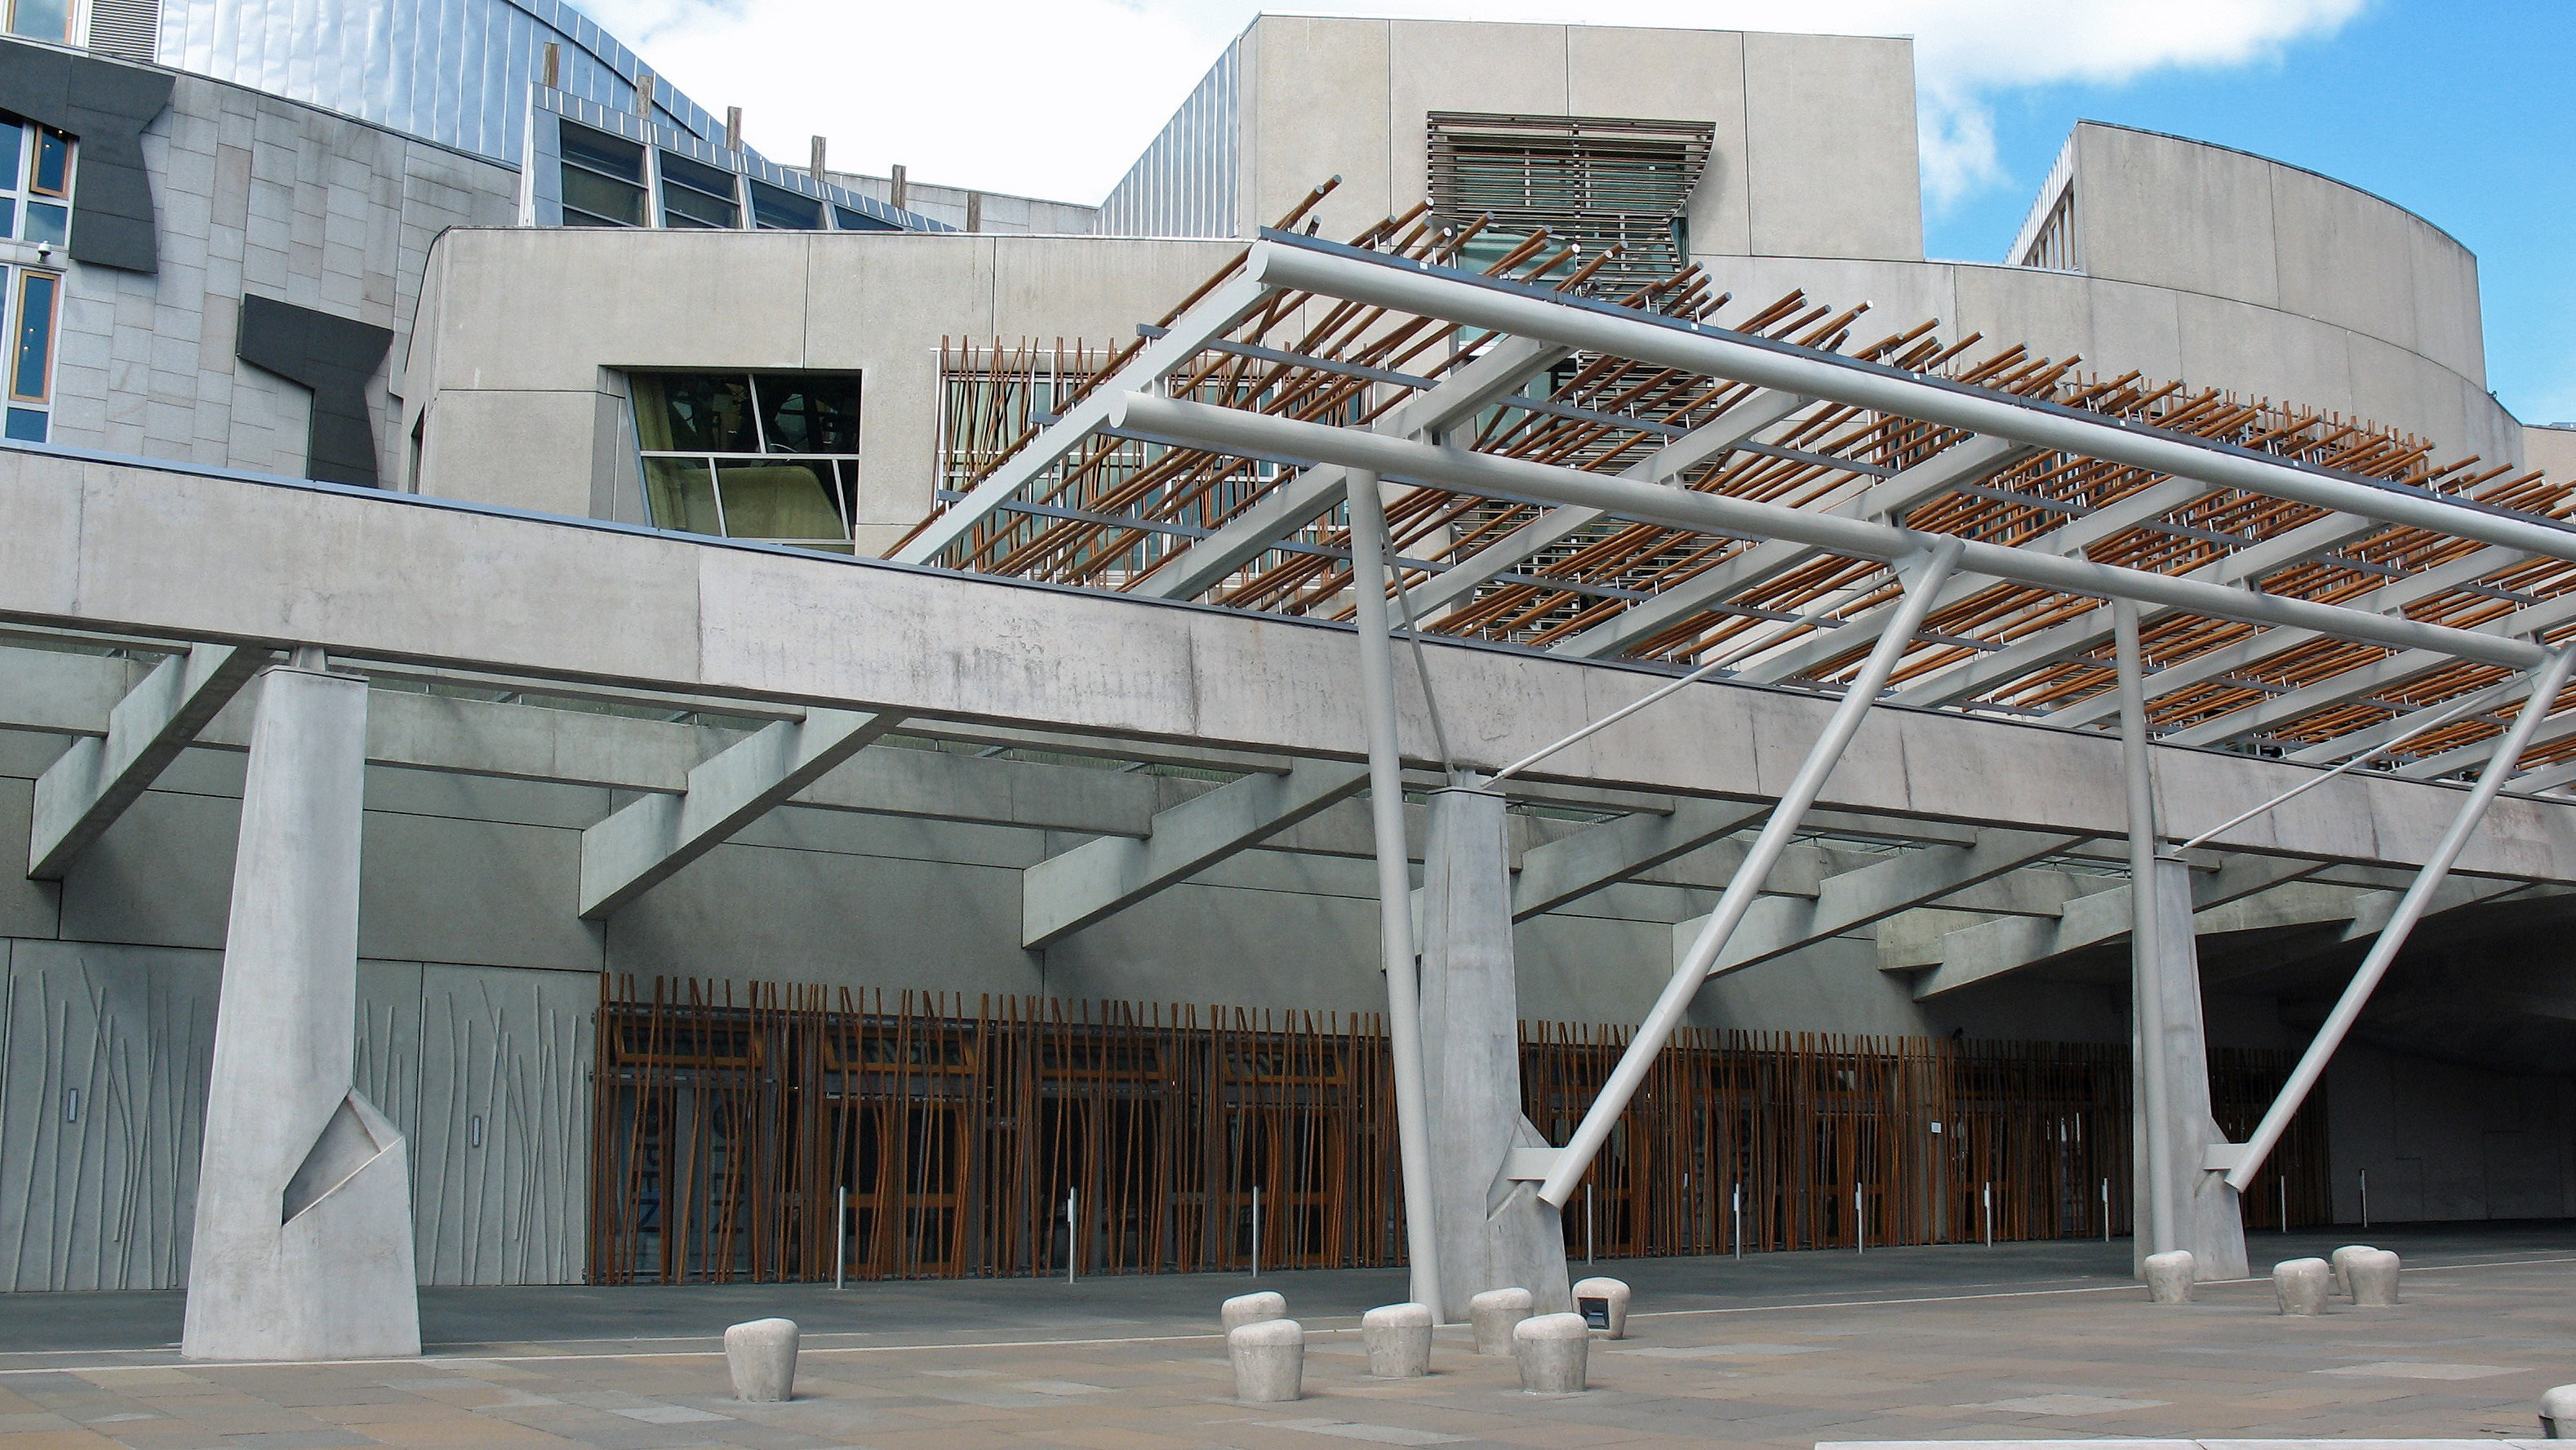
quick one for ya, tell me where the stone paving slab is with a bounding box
[1,1233,2572,1449]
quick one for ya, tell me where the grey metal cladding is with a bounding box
[234,293,396,489]
[0,38,171,273]
[160,0,729,168]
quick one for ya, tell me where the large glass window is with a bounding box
[656,150,739,229]
[0,263,59,441]
[4,0,68,42]
[557,122,646,228]
[748,179,822,230]
[632,371,860,551]
[0,116,74,247]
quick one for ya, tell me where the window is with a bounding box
[0,117,74,247]
[632,371,860,551]
[656,150,739,229]
[833,204,899,233]
[557,121,647,228]
[1427,112,1714,297]
[748,179,822,230]
[3,0,68,42]
[1,264,58,440]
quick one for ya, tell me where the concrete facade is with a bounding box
[0,9,2570,1315]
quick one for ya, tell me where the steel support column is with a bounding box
[2114,600,2175,1259]
[2223,642,2576,1193]
[1346,467,1445,1314]
[1534,536,1964,1208]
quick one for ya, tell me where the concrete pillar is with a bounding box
[181,661,419,1361]
[1513,1312,1590,1394]
[1417,780,1572,1323]
[2143,1249,2195,1304]
[1228,1319,1304,1403]
[2274,1257,2332,1315]
[1221,1291,1286,1331]
[1361,1302,1433,1377]
[725,1319,798,1401]
[2131,857,2250,1283]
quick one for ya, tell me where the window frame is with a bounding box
[628,370,864,550]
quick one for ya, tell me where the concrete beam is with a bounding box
[1509,798,1767,920]
[11,451,2576,881]
[29,643,263,878]
[1680,829,2086,975]
[1021,759,1368,947]
[578,708,902,918]
[1911,854,2326,999]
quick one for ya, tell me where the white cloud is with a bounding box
[571,0,2365,209]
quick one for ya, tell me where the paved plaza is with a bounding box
[1,1225,2569,1450]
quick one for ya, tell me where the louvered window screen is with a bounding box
[1427,111,1714,297]
[86,0,160,62]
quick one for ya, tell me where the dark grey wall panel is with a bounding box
[0,38,171,273]
[235,292,397,488]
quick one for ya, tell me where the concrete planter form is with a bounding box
[1513,1312,1589,1394]
[2143,1249,2196,1304]
[724,1319,798,1402]
[1469,1287,1533,1357]
[1570,1277,1631,1337]
[2273,1257,2332,1315]
[1228,1318,1304,1403]
[1221,1291,1286,1332]
[1362,1302,1434,1377]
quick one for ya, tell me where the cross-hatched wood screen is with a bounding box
[588,976,2328,1283]
[1427,111,1716,298]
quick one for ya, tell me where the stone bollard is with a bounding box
[1361,1302,1434,1378]
[2348,1248,2401,1307]
[1228,1318,1304,1403]
[2273,1257,2333,1315]
[1570,1277,1632,1338]
[1221,1291,1286,1332]
[1469,1287,1534,1357]
[723,1318,799,1403]
[1513,1313,1590,1394]
[2143,1249,2196,1305]
[2538,1384,2576,1438]
[2330,1243,2377,1297]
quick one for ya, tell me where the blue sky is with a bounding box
[1923,0,2575,429]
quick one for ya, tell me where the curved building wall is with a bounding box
[156,0,723,165]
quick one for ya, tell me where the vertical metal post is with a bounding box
[2102,1177,2111,1242]
[1854,1184,1864,1254]
[1066,1188,1077,1283]
[834,1185,846,1291]
[2113,600,2177,1258]
[2226,643,2576,1194]
[1250,1184,1261,1278]
[2360,1169,2369,1229]
[2279,1176,2288,1234]
[1585,1183,1595,1265]
[1345,470,1445,1315]
[1539,540,1964,1208]
[1732,1183,1743,1261]
[1983,1181,1992,1248]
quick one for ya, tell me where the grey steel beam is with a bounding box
[894,274,1276,567]
[1565,434,2035,660]
[1135,336,1570,603]
[1244,238,2576,568]
[1114,392,2550,670]
[1534,538,1963,1207]
[29,643,264,879]
[578,708,904,918]
[1910,853,2325,999]
[1406,389,1814,620]
[2222,643,2576,1192]
[1894,518,2476,713]
[1022,759,1368,947]
[2164,591,2576,748]
[1509,799,1767,920]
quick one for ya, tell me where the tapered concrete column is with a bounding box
[2133,856,2250,1281]
[1418,779,1570,1323]
[182,659,420,1361]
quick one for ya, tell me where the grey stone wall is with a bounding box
[48,72,517,489]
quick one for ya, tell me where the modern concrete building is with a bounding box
[2,5,2574,1348]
